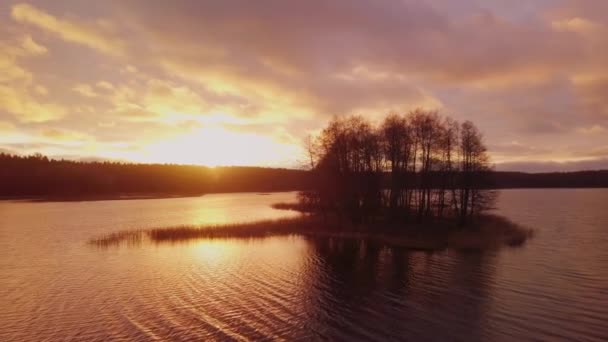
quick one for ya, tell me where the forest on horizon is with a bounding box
[1,152,607,199]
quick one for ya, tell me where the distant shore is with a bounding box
[0,194,206,202]
[3,187,607,203]
[3,154,607,204]
[0,191,286,202]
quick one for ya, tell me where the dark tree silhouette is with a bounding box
[0,153,312,198]
[303,110,495,227]
[0,138,607,201]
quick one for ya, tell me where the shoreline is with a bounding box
[0,191,299,203]
[0,193,205,203]
[3,187,607,203]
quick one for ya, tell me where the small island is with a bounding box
[91,110,532,251]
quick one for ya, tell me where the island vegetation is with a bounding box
[296,110,492,226]
[90,110,533,250]
[269,110,533,248]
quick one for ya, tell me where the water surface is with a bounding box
[1,190,607,341]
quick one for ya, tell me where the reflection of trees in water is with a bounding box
[302,237,497,341]
[412,251,498,341]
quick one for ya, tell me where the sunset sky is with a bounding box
[1,0,607,171]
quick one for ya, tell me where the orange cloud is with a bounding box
[40,128,91,142]
[11,3,125,56]
[0,35,46,83]
[0,121,15,131]
[1,0,608,170]
[20,35,47,55]
[0,33,63,122]
[0,85,67,122]
[552,17,601,34]
[72,83,98,98]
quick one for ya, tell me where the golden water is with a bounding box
[1,190,607,340]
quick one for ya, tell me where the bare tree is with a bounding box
[304,112,494,228]
[437,117,459,218]
[456,120,490,225]
[381,113,410,218]
[410,109,442,220]
[304,134,317,170]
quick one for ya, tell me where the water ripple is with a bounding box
[2,190,608,340]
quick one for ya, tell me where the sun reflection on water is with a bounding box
[190,240,238,266]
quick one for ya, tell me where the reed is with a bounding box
[89,214,531,251]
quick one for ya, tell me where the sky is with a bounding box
[1,0,607,172]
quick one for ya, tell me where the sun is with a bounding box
[136,125,301,167]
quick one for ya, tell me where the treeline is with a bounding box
[1,151,606,200]
[301,110,493,225]
[0,153,311,198]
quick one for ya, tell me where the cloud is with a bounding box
[109,103,156,121]
[40,128,92,144]
[0,34,47,83]
[552,17,601,34]
[490,141,552,157]
[575,77,608,119]
[142,79,207,117]
[20,35,47,55]
[106,0,588,124]
[0,27,64,122]
[0,121,16,131]
[72,83,98,98]
[0,54,31,83]
[587,146,608,158]
[0,84,67,122]
[34,85,48,95]
[11,3,125,56]
[577,125,607,135]
[40,128,91,142]
[1,0,608,169]
[96,81,114,90]
[496,158,608,173]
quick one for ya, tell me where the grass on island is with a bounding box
[89,208,532,251]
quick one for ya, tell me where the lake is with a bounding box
[1,190,607,341]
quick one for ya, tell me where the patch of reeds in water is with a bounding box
[89,214,532,251]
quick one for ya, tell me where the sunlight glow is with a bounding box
[134,125,301,167]
[191,240,238,266]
